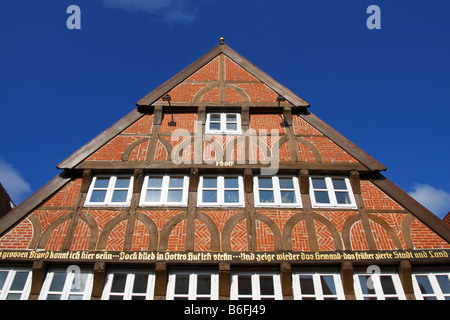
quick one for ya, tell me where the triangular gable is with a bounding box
[136,43,309,108]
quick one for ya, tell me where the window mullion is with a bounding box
[325,177,337,206]
[216,176,223,205]
[313,274,323,300]
[273,177,281,206]
[161,176,169,204]
[105,176,115,204]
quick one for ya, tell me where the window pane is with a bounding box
[380,276,396,295]
[133,274,148,294]
[197,275,211,295]
[46,294,62,300]
[169,177,184,188]
[299,276,315,295]
[312,178,327,189]
[111,190,128,203]
[416,276,433,294]
[6,293,21,300]
[202,190,217,203]
[49,272,66,292]
[145,190,161,203]
[224,190,240,203]
[0,271,8,290]
[209,123,220,130]
[111,274,127,293]
[147,177,163,188]
[258,178,273,189]
[115,177,131,189]
[167,190,183,203]
[94,178,110,188]
[280,191,296,203]
[259,190,274,203]
[68,294,83,300]
[279,178,294,189]
[226,123,237,131]
[358,275,375,295]
[226,114,237,121]
[224,177,239,189]
[335,192,351,204]
[203,178,217,189]
[314,191,330,203]
[259,276,274,296]
[238,276,252,295]
[70,272,88,293]
[90,190,107,202]
[332,179,347,190]
[210,114,220,121]
[320,276,336,295]
[10,272,28,291]
[175,275,189,295]
[436,275,450,294]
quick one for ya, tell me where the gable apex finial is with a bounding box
[219,37,225,44]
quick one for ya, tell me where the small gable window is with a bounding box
[85,175,134,206]
[139,174,189,206]
[309,176,356,209]
[206,112,241,134]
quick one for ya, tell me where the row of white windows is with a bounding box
[85,174,357,209]
[1,267,448,300]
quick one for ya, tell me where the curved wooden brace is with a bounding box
[37,212,73,249]
[341,213,362,250]
[96,212,128,250]
[221,212,246,251]
[367,214,403,250]
[121,137,150,161]
[196,212,221,251]
[295,137,323,162]
[172,136,195,164]
[192,83,251,103]
[401,214,416,249]
[255,212,282,251]
[312,212,344,250]
[79,210,100,250]
[282,212,306,251]
[156,137,173,162]
[135,212,159,251]
[223,83,251,102]
[159,212,188,251]
[28,213,42,249]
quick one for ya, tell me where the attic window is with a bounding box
[309,176,356,209]
[206,112,241,134]
[85,175,134,207]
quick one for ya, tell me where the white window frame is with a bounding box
[166,270,219,300]
[230,271,283,300]
[412,272,450,300]
[85,175,134,207]
[0,267,32,300]
[309,176,356,209]
[39,267,94,300]
[101,269,155,300]
[139,174,189,206]
[292,272,345,300]
[353,271,406,300]
[254,175,302,208]
[205,112,242,134]
[198,175,245,207]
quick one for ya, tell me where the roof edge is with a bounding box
[370,173,450,244]
[0,172,72,236]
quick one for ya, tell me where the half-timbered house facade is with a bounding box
[0,40,449,301]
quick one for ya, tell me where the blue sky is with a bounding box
[0,1,449,218]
